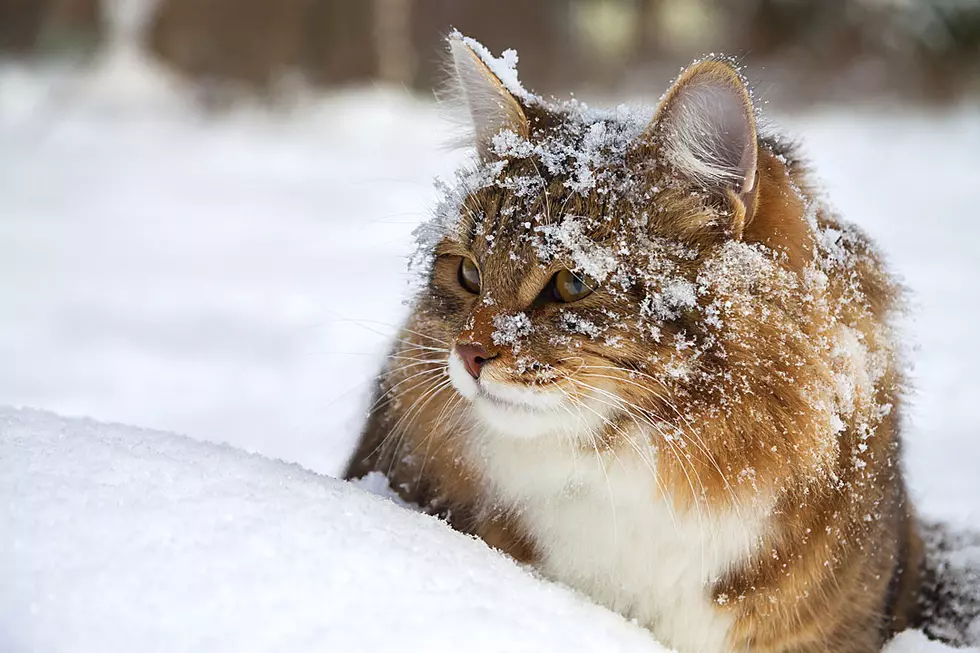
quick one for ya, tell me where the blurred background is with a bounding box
[1,0,978,524]
[3,0,980,105]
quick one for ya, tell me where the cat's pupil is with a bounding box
[553,270,594,303]
[458,257,481,294]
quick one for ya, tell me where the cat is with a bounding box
[345,32,924,653]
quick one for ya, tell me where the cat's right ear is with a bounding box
[448,35,529,160]
[645,59,760,238]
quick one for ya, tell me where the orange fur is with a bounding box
[345,40,922,653]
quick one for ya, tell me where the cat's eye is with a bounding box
[458,257,481,294]
[553,270,595,303]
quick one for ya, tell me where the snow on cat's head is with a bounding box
[407,33,875,482]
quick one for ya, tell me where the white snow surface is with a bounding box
[0,406,658,653]
[887,631,979,653]
[1,51,980,652]
[3,407,973,653]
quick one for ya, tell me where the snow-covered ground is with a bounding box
[3,408,968,653]
[1,52,979,652]
[0,407,662,653]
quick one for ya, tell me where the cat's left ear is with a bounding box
[648,59,759,237]
[448,35,530,160]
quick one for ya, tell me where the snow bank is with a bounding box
[2,407,976,652]
[0,407,659,653]
[887,630,972,653]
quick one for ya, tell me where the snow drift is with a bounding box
[0,407,659,653]
[1,407,976,652]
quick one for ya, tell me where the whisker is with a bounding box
[577,366,749,519]
[560,380,676,527]
[364,374,447,464]
[413,390,466,485]
[368,366,448,415]
[553,384,620,544]
[320,313,451,349]
[574,367,753,555]
[382,377,455,478]
[558,381,682,528]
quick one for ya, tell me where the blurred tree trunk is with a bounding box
[304,0,375,86]
[740,0,865,66]
[411,0,575,94]
[0,0,45,52]
[637,0,663,59]
[0,0,101,54]
[2,0,973,105]
[149,0,308,89]
[149,0,375,90]
[374,0,415,86]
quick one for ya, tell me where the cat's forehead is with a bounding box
[491,102,649,192]
[457,179,697,304]
[463,178,620,276]
[413,99,710,292]
[458,108,649,255]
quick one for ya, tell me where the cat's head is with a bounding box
[410,34,820,450]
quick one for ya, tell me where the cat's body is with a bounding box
[345,34,923,653]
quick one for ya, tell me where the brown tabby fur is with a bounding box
[345,45,923,653]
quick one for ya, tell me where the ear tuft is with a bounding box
[652,59,758,197]
[448,34,530,160]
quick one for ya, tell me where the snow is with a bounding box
[1,47,979,651]
[790,110,980,528]
[0,61,462,475]
[920,522,980,647]
[533,216,621,282]
[887,630,971,653]
[0,406,658,653]
[454,31,534,103]
[2,409,974,653]
[491,311,534,350]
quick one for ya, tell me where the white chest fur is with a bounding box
[467,429,768,653]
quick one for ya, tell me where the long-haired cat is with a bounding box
[345,33,923,653]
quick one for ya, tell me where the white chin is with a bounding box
[471,397,581,439]
[447,351,607,440]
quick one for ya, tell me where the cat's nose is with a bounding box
[456,342,497,379]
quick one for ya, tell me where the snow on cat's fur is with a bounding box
[346,33,925,653]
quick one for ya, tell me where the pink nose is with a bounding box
[456,343,496,379]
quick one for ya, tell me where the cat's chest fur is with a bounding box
[469,430,769,653]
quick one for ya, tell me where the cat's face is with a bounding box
[408,36,803,447]
[426,189,705,440]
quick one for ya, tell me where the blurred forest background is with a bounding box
[1,0,979,108]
